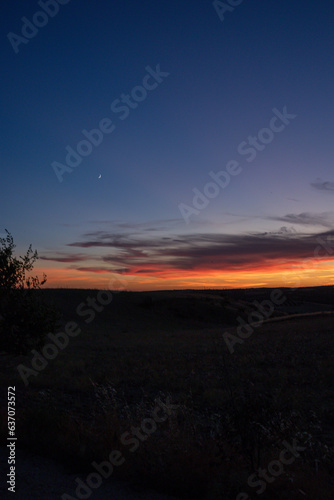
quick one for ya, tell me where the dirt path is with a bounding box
[0,447,179,500]
[248,310,334,326]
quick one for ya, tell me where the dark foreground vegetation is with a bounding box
[0,286,333,499]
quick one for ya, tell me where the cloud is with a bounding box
[268,212,334,228]
[311,178,334,192]
[40,253,88,263]
[219,211,334,228]
[87,219,182,233]
[135,269,160,273]
[67,225,334,277]
[277,226,297,234]
[73,267,129,274]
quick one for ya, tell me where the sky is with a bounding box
[1,0,334,291]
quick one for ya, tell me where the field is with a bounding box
[0,286,334,499]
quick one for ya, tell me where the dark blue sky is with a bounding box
[2,0,334,289]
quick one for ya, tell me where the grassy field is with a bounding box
[0,287,333,499]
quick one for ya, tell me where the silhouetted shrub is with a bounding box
[0,230,59,354]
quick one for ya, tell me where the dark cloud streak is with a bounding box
[311,179,334,192]
[66,223,334,275]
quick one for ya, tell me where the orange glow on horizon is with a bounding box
[35,258,334,291]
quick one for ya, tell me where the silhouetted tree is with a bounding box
[0,230,59,354]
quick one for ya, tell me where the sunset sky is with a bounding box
[2,0,334,290]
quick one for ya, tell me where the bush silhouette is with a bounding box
[0,230,59,354]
